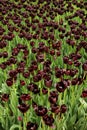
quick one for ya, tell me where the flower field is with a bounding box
[0,0,87,130]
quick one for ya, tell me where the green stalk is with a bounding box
[6,116,8,130]
[47,126,52,130]
[19,123,22,130]
[41,118,45,130]
[5,103,9,130]
[23,113,27,130]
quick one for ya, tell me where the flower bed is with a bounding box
[0,0,87,130]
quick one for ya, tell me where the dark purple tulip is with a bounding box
[20,80,25,86]
[71,78,78,85]
[63,56,69,64]
[56,51,61,56]
[20,94,31,101]
[55,68,64,78]
[44,79,52,88]
[81,90,87,98]
[60,104,67,113]
[9,70,17,78]
[82,62,87,71]
[9,56,17,64]
[27,83,40,94]
[67,60,73,65]
[74,60,81,67]
[48,91,58,104]
[17,67,24,73]
[36,53,44,62]
[56,80,69,92]
[43,60,51,67]
[18,103,29,113]
[70,69,78,77]
[32,47,38,53]
[6,78,13,86]
[30,41,35,47]
[43,66,51,73]
[1,94,9,102]
[34,105,47,116]
[2,51,8,58]
[43,114,54,126]
[51,104,60,114]
[0,40,7,48]
[33,73,42,82]
[64,69,70,75]
[42,88,48,95]
[23,49,29,56]
[0,63,7,69]
[27,122,38,130]
[23,72,30,78]
[50,50,55,56]
[32,101,38,110]
[12,47,19,56]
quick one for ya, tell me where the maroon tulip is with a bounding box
[0,63,7,69]
[0,40,7,48]
[9,56,17,64]
[55,68,64,78]
[44,79,52,88]
[20,94,31,101]
[2,51,8,58]
[23,49,29,56]
[27,122,38,130]
[74,60,81,67]
[12,47,19,56]
[71,78,78,85]
[6,78,13,86]
[36,53,44,62]
[23,72,30,78]
[82,62,87,71]
[27,83,40,94]
[30,41,35,47]
[81,90,87,98]
[50,50,55,56]
[17,67,24,73]
[18,103,29,113]
[43,114,54,126]
[60,104,67,113]
[51,104,60,114]
[33,73,42,82]
[32,101,38,110]
[56,80,69,92]
[34,105,47,116]
[9,70,18,78]
[70,69,78,77]
[48,91,58,104]
[20,80,25,86]
[63,56,69,64]
[1,94,9,102]
[42,88,48,95]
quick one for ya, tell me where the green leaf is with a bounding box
[70,115,76,125]
[79,98,87,109]
[75,117,86,130]
[9,90,18,116]
[10,124,21,130]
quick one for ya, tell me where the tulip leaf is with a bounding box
[10,124,21,130]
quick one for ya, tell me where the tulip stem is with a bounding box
[6,115,8,130]
[23,113,27,130]
[48,126,52,130]
[5,103,9,130]
[41,118,45,130]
